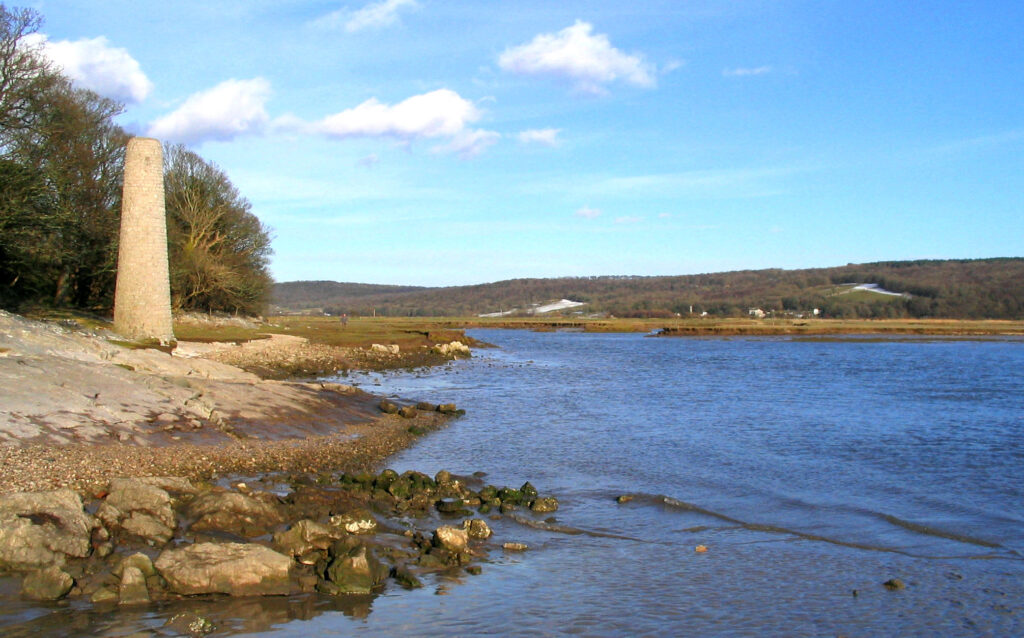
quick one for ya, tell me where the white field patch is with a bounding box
[852,283,909,297]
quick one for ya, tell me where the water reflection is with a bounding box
[2,592,379,637]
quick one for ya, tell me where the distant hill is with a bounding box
[272,258,1024,319]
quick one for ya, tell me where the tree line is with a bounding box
[0,5,272,315]
[274,258,1024,320]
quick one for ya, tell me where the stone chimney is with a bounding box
[113,137,175,344]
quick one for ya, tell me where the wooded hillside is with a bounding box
[273,258,1024,319]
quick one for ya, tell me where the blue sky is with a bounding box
[29,0,1024,286]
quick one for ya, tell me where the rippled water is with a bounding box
[338,331,1024,636]
[8,331,1022,636]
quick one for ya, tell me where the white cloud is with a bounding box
[314,88,498,157]
[357,153,380,167]
[615,215,642,224]
[723,66,773,77]
[517,128,561,146]
[315,0,418,33]
[658,212,672,219]
[317,89,477,139]
[27,33,152,103]
[148,78,271,144]
[498,21,655,95]
[575,206,601,219]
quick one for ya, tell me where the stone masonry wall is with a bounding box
[113,137,174,343]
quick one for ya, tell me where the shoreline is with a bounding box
[0,310,466,495]
[456,316,1024,335]
[0,408,451,496]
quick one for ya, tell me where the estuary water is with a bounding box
[321,329,1024,636]
[9,330,1020,637]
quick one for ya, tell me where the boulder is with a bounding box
[21,565,74,601]
[118,565,150,605]
[463,518,492,540]
[370,344,400,355]
[0,489,96,570]
[530,497,559,513]
[155,542,292,596]
[397,406,417,419]
[96,478,179,546]
[431,341,471,358]
[378,400,400,415]
[114,552,158,579]
[432,526,469,552]
[186,490,284,537]
[273,519,341,558]
[320,541,389,595]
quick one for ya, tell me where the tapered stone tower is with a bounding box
[113,137,175,344]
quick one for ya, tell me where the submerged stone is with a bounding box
[530,497,559,513]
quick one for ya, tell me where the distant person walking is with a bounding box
[341,313,348,328]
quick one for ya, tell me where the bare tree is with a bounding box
[0,5,58,152]
[164,144,273,315]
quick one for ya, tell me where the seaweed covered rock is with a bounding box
[155,543,292,596]
[0,489,96,570]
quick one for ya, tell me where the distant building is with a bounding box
[748,308,766,319]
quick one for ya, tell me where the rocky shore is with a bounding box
[0,309,521,630]
[0,469,557,623]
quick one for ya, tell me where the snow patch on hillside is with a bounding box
[478,298,587,317]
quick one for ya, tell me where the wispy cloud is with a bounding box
[525,166,807,201]
[575,206,601,219]
[723,65,773,77]
[148,77,271,144]
[517,128,561,147]
[357,153,379,167]
[615,215,643,224]
[433,128,501,158]
[315,0,418,33]
[498,21,655,95]
[27,33,152,103]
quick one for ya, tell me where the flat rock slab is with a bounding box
[155,542,292,596]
